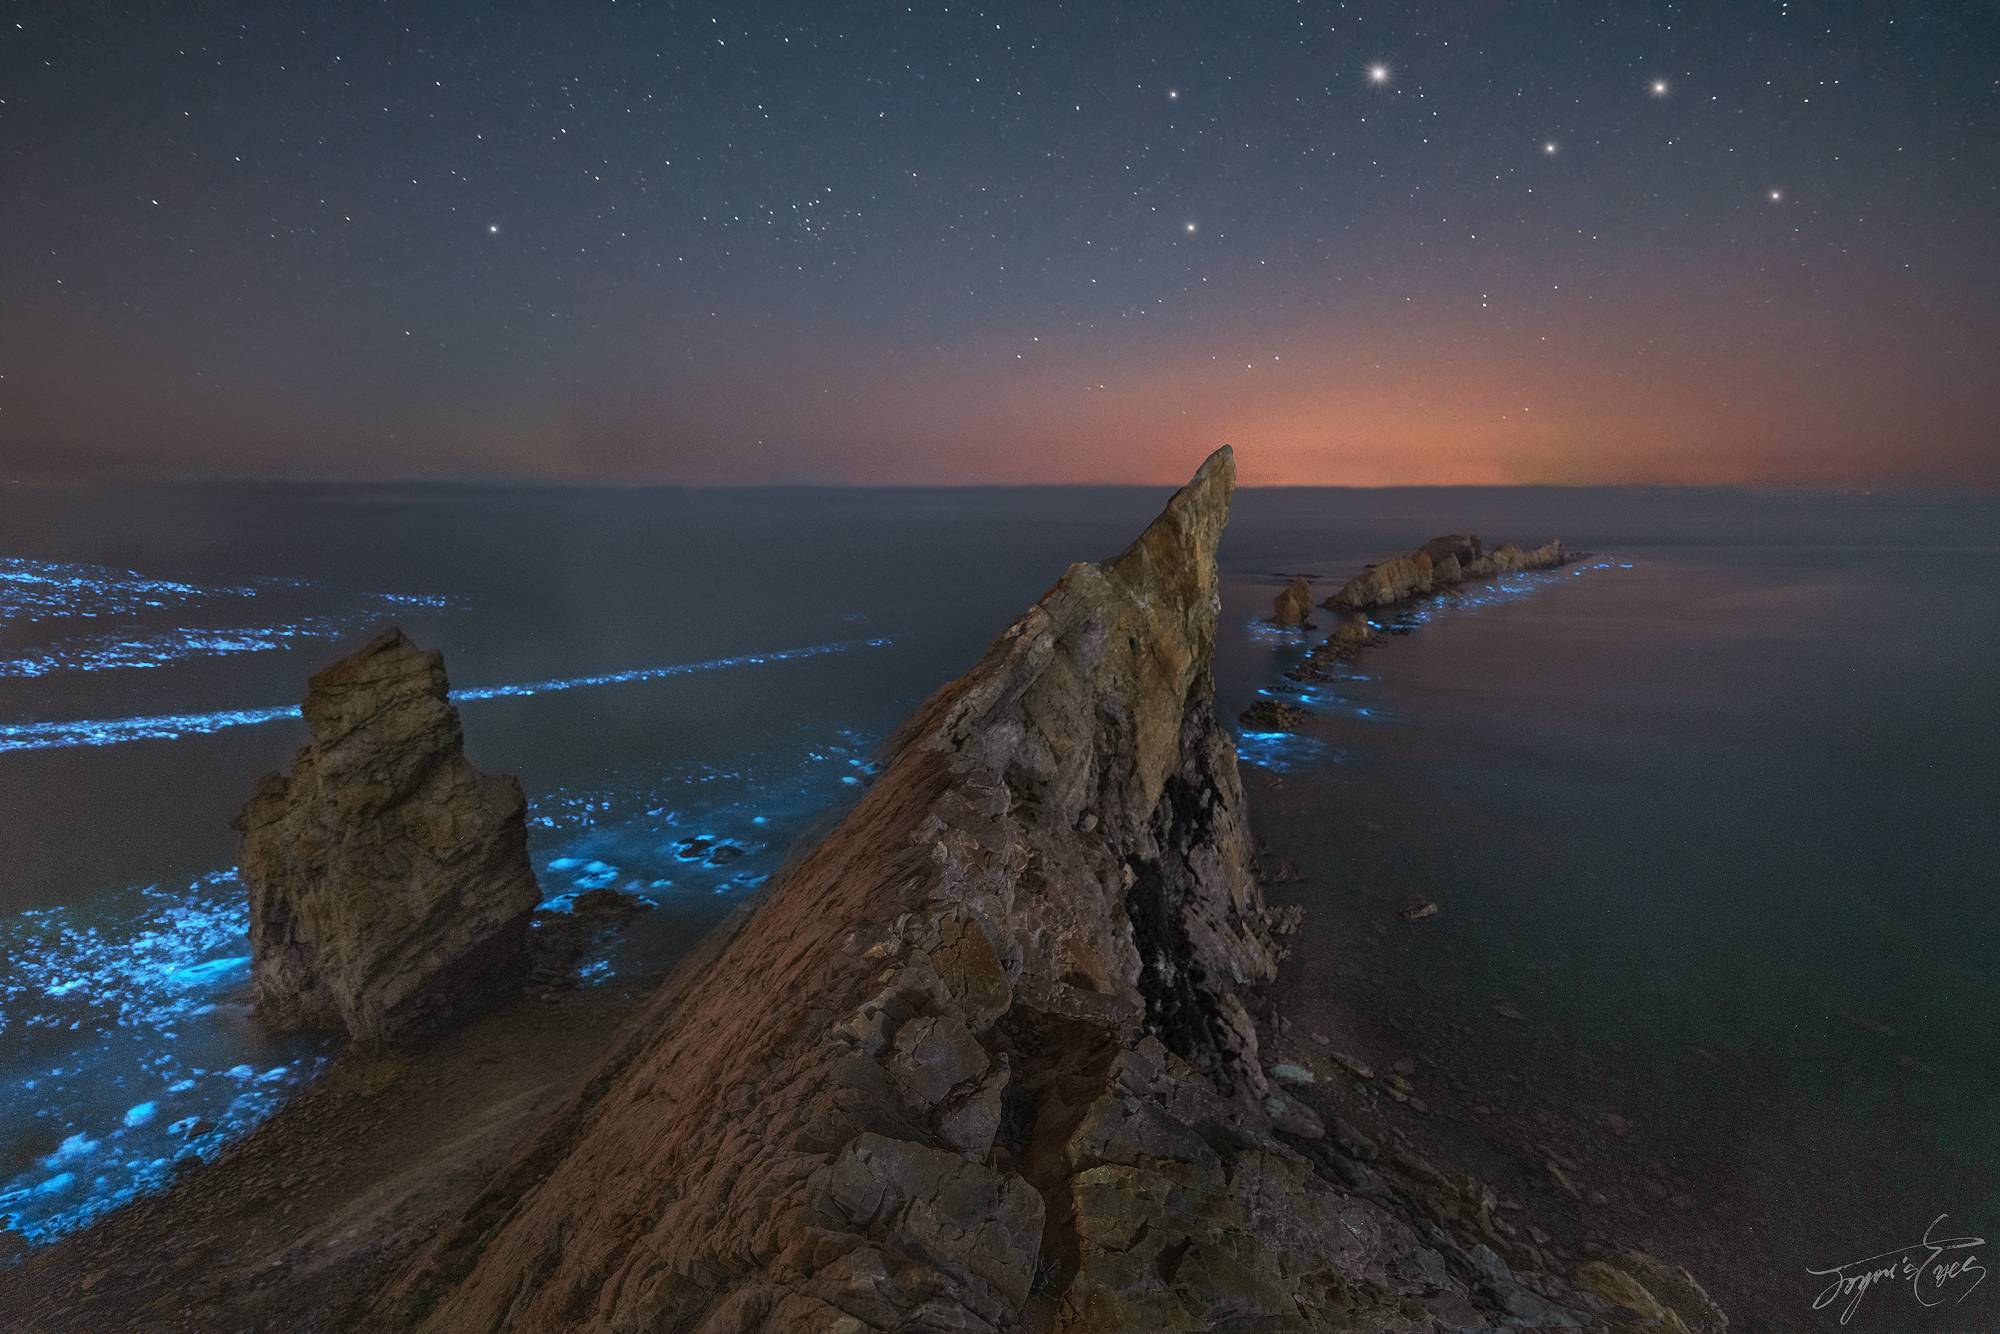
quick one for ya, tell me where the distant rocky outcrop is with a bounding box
[1326,533,1571,613]
[1270,574,1313,626]
[364,452,1697,1332]
[235,628,541,1046]
[1293,534,1575,681]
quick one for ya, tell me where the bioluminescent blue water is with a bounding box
[0,638,893,754]
[1234,730,1336,772]
[3,482,1995,1283]
[0,556,451,634]
[1231,567,1618,767]
[0,724,881,1243]
[0,618,360,680]
[0,866,327,1242]
[451,638,892,701]
[0,558,259,626]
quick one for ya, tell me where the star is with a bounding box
[1650,79,1670,97]
[1543,141,1558,155]
[486,223,500,234]
[1184,221,1198,234]
[1367,64,1390,86]
[1768,189,1783,202]
[1167,89,1179,101]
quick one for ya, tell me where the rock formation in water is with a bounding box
[235,627,541,1046]
[360,451,1710,1332]
[1324,534,1571,613]
[1239,698,1312,731]
[1270,574,1313,627]
[1292,534,1575,682]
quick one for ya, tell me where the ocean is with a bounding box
[1,479,1994,1323]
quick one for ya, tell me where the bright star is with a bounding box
[1543,141,1558,155]
[1367,64,1390,85]
[1768,189,1783,202]
[1184,222,1198,234]
[1167,89,1179,101]
[1651,79,1670,97]
[486,223,500,234]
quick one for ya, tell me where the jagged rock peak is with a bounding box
[369,452,1676,1332]
[371,447,1341,1331]
[236,627,540,1047]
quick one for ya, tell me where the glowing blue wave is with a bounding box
[0,637,894,755]
[0,556,456,629]
[0,618,353,680]
[0,726,882,1243]
[450,637,892,701]
[0,558,255,625]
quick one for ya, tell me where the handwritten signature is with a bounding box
[1806,1214,1986,1325]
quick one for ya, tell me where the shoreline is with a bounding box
[1231,552,1984,1333]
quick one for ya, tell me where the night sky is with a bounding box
[3,2,1996,487]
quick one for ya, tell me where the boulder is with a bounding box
[235,628,540,1046]
[1523,538,1570,569]
[1417,533,1483,568]
[1270,574,1313,626]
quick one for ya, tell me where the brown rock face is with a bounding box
[236,628,540,1046]
[1417,533,1483,568]
[1269,574,1313,626]
[1326,533,1570,612]
[368,454,1615,1331]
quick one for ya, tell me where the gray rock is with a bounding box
[235,628,540,1046]
[365,456,1709,1333]
[1270,573,1313,626]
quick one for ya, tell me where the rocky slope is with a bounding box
[236,627,541,1046]
[359,452,1707,1332]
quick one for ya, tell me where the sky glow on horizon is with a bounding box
[2,4,1995,489]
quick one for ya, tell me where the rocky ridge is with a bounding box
[362,452,1707,1332]
[235,627,542,1046]
[1286,534,1576,686]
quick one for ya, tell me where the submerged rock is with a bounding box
[1270,573,1313,626]
[1291,610,1378,680]
[1240,698,1311,731]
[235,628,541,1046]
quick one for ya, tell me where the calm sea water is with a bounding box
[1,480,1994,1267]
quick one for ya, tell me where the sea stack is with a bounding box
[368,449,1633,1332]
[1270,574,1313,626]
[235,627,541,1046]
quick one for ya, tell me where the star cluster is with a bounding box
[0,1,1994,485]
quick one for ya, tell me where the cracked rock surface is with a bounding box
[237,627,540,1046]
[367,454,1693,1331]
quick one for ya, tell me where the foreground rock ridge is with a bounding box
[237,627,541,1046]
[370,460,1703,1331]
